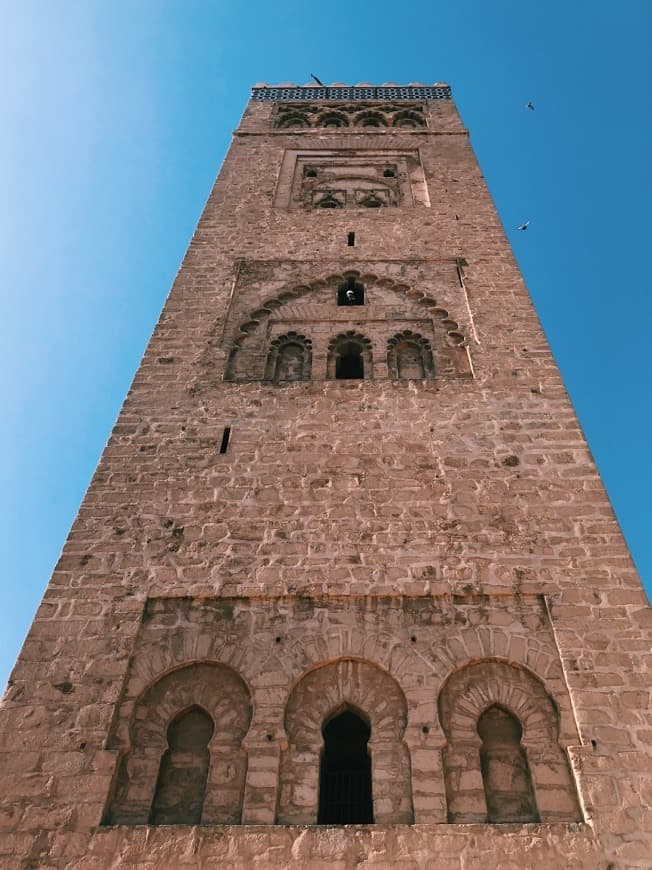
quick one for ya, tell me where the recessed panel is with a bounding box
[274,150,430,210]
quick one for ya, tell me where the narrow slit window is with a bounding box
[347,232,355,247]
[219,427,231,454]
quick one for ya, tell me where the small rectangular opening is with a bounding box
[347,232,355,247]
[219,427,231,454]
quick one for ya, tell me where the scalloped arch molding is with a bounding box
[227,270,467,358]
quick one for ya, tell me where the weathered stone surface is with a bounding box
[0,84,650,868]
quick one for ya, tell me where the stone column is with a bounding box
[443,739,487,822]
[241,736,283,825]
[404,732,448,823]
[370,739,413,823]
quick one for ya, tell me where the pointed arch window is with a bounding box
[150,706,214,825]
[278,658,412,825]
[438,660,582,824]
[105,662,252,826]
[337,346,363,379]
[318,708,373,824]
[359,192,385,208]
[315,192,345,209]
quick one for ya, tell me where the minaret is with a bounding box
[1,82,650,869]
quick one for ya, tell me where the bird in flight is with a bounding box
[517,221,530,231]
[525,101,535,111]
[310,73,325,86]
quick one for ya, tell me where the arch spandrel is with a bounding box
[284,658,408,747]
[110,658,253,750]
[438,660,563,747]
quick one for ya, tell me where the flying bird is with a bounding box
[525,102,535,111]
[517,221,530,231]
[310,73,325,86]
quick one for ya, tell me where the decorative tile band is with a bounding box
[252,86,452,102]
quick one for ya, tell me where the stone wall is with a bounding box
[0,89,650,868]
[100,595,581,829]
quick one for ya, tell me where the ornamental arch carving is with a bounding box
[221,270,472,383]
[264,331,312,382]
[105,662,253,826]
[354,110,388,127]
[438,659,582,824]
[316,110,349,128]
[277,657,414,824]
[271,101,428,130]
[327,330,373,380]
[387,330,435,379]
[275,112,310,129]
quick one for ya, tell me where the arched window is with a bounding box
[438,660,582,824]
[392,109,426,128]
[105,662,252,826]
[318,112,349,128]
[316,193,344,209]
[276,113,310,129]
[276,343,305,381]
[265,332,312,382]
[150,706,214,825]
[397,343,425,377]
[327,332,372,380]
[278,658,412,825]
[387,331,434,380]
[477,706,539,824]
[359,193,385,208]
[337,276,364,306]
[354,111,387,128]
[318,709,373,824]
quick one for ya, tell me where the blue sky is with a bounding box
[1,1,650,689]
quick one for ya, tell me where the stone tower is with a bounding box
[1,83,650,869]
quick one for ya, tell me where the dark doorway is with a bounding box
[318,709,373,824]
[336,345,364,379]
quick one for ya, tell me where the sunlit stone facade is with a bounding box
[1,83,650,869]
